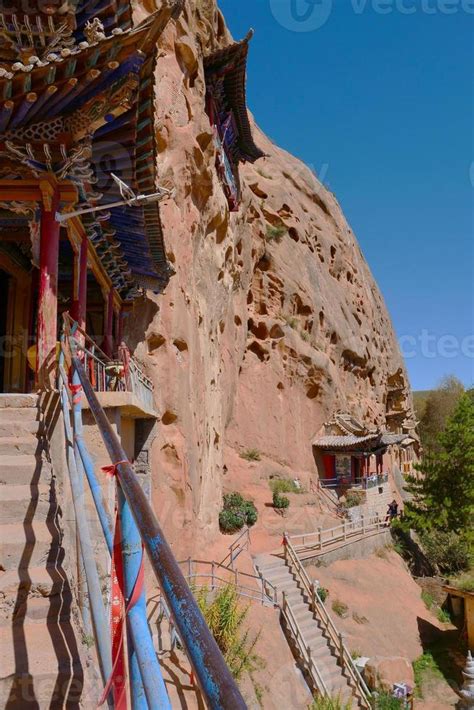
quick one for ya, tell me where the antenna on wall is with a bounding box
[56,174,173,223]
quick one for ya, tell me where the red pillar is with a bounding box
[117,309,125,345]
[72,234,88,331]
[103,289,114,357]
[37,184,60,389]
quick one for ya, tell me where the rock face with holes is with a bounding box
[128,1,414,546]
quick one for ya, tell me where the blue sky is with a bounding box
[218,0,473,391]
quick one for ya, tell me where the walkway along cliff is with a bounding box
[0,0,416,707]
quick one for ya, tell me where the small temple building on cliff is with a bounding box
[313,412,417,488]
[0,2,261,393]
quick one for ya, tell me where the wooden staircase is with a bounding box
[0,395,94,709]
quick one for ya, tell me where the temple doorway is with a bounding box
[0,268,10,392]
[0,253,32,393]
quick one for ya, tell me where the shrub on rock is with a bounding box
[273,491,290,509]
[219,493,258,533]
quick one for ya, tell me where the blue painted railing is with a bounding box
[59,318,247,709]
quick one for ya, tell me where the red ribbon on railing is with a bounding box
[101,461,129,478]
[98,461,146,709]
[98,510,128,709]
[69,383,82,406]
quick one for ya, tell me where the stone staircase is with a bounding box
[0,394,93,709]
[255,553,359,706]
[363,484,393,517]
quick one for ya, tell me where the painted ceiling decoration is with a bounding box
[0,1,183,298]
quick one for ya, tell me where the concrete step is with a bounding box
[302,625,326,644]
[278,580,301,595]
[0,455,50,485]
[270,571,296,585]
[0,437,40,456]
[264,566,293,583]
[293,604,312,622]
[283,588,304,603]
[0,565,70,599]
[0,620,86,708]
[0,591,74,626]
[290,599,309,614]
[0,420,41,437]
[310,643,339,665]
[0,522,61,571]
[256,560,285,575]
[0,484,53,523]
[0,394,38,409]
[324,675,353,701]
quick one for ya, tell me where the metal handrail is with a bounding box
[219,526,250,568]
[59,344,169,708]
[283,535,372,707]
[67,338,246,709]
[289,512,386,552]
[57,365,113,700]
[280,591,329,697]
[148,562,277,656]
[319,472,389,490]
[179,558,277,606]
[62,313,153,400]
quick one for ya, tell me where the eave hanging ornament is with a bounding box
[55,174,174,223]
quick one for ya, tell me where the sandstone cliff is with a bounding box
[127,0,413,548]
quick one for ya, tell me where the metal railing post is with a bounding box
[338,632,344,667]
[58,381,113,697]
[118,488,171,710]
[71,369,114,550]
[318,526,322,550]
[71,352,247,709]
[70,374,92,638]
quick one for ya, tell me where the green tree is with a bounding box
[405,391,474,535]
[417,375,464,452]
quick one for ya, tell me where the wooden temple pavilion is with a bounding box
[0,0,182,392]
[312,413,415,488]
[0,3,264,394]
[0,1,184,393]
[204,30,265,211]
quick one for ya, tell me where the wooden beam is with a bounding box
[0,180,78,204]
